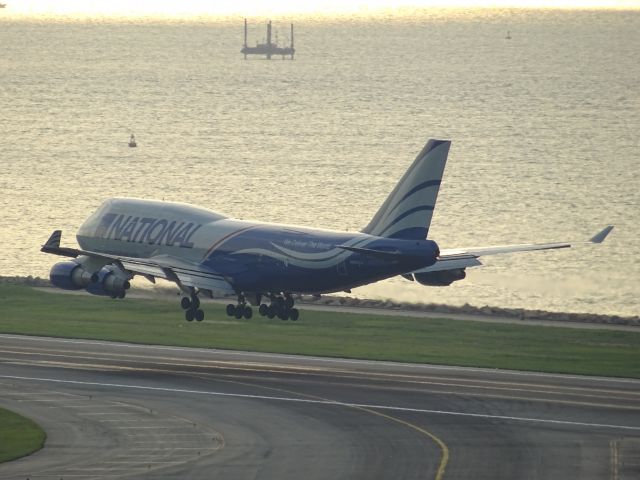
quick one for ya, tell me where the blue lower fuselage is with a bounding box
[201,224,439,294]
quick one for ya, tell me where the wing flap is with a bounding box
[120,256,236,296]
[170,271,236,295]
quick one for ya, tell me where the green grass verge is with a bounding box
[0,407,46,463]
[1,284,639,378]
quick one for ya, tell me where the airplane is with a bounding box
[41,139,613,322]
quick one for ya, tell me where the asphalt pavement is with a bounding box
[0,334,639,479]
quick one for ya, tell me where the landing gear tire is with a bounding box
[225,294,254,320]
[284,295,294,309]
[181,290,202,321]
[263,294,301,321]
[181,297,192,310]
[259,304,268,316]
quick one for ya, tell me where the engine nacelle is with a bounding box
[414,268,466,287]
[50,261,94,290]
[85,266,132,298]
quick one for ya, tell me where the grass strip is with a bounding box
[0,284,639,378]
[0,407,46,463]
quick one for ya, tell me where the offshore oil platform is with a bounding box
[241,19,295,60]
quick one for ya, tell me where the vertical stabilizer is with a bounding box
[362,139,450,240]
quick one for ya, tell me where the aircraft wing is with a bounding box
[41,230,236,296]
[411,225,613,274]
[117,255,236,296]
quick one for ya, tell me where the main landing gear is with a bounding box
[224,293,299,321]
[258,294,299,321]
[226,294,253,319]
[181,292,204,322]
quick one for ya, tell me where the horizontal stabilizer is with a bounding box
[336,245,403,259]
[440,242,571,258]
[410,254,482,274]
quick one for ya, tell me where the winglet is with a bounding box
[42,230,62,250]
[40,230,81,258]
[589,225,614,244]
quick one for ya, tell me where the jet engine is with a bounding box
[413,268,466,286]
[85,265,132,298]
[49,261,95,290]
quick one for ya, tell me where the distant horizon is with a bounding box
[3,1,640,19]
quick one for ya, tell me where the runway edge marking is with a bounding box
[2,374,639,432]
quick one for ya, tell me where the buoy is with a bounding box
[128,134,137,148]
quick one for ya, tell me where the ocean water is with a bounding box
[1,9,638,315]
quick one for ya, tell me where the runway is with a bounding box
[0,334,639,479]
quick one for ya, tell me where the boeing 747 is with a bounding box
[41,139,613,321]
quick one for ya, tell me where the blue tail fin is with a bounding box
[362,139,450,240]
